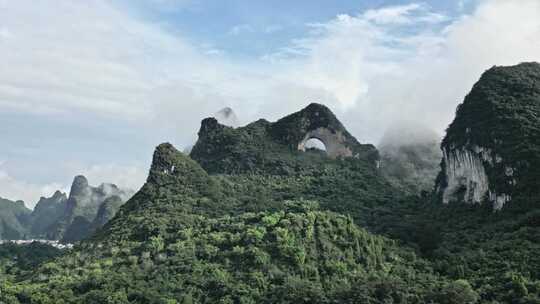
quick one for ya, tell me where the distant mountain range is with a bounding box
[0,175,133,241]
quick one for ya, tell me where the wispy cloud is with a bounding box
[363,3,448,25]
[76,164,147,193]
[228,24,255,36]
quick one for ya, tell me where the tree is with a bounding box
[433,280,479,304]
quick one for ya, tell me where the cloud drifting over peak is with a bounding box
[291,0,540,142]
[1,0,540,206]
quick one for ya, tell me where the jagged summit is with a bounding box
[191,103,379,174]
[146,143,214,194]
[150,143,200,176]
[69,175,89,198]
[51,190,66,199]
[33,191,67,213]
[436,62,540,209]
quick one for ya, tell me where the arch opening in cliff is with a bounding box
[297,127,353,158]
[191,103,381,173]
[303,137,327,153]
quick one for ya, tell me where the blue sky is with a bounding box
[0,0,539,207]
[117,0,469,58]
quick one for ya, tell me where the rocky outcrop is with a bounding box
[436,62,540,210]
[147,143,217,196]
[297,127,353,157]
[70,175,90,198]
[41,175,133,241]
[270,103,378,161]
[439,147,490,203]
[437,146,516,210]
[190,103,379,174]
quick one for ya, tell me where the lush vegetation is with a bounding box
[0,203,452,303]
[0,242,62,273]
[2,140,539,303]
[1,65,540,303]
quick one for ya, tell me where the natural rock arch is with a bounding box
[297,127,352,158]
[303,137,327,151]
[191,103,381,174]
[268,103,377,160]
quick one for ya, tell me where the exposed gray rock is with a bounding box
[297,127,353,158]
[440,147,489,204]
[437,146,511,210]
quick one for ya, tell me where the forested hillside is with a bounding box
[1,63,540,303]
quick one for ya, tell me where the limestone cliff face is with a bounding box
[440,148,487,204]
[438,145,517,210]
[436,63,540,210]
